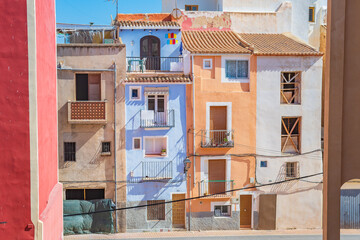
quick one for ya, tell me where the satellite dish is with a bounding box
[171,8,183,20]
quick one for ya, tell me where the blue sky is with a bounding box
[56,0,162,25]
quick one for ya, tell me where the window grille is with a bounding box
[214,205,231,217]
[147,200,165,220]
[64,142,76,161]
[102,142,111,153]
[309,7,315,22]
[286,162,299,179]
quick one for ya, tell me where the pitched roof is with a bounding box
[238,33,322,56]
[182,31,252,54]
[116,14,180,29]
[125,74,192,84]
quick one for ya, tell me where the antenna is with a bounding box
[171,0,182,20]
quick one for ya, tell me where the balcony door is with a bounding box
[209,106,227,145]
[76,74,101,101]
[208,159,226,195]
[140,36,160,71]
[147,94,166,125]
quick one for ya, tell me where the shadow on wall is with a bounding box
[270,163,322,194]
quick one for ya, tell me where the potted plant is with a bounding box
[161,149,167,156]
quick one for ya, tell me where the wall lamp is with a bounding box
[183,157,191,174]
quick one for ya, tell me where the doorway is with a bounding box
[240,195,252,228]
[172,193,185,228]
[140,36,160,71]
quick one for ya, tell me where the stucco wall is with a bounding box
[57,45,127,231]
[125,84,187,202]
[255,56,323,229]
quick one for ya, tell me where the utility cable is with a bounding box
[63,172,323,217]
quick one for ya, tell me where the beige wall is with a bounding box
[57,44,127,231]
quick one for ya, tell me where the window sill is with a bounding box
[222,78,250,83]
[101,152,111,156]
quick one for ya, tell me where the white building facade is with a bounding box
[255,55,323,229]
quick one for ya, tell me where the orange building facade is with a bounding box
[184,31,257,230]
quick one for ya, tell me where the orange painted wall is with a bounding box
[186,55,257,213]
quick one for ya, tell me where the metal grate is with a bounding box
[64,142,76,161]
[70,101,106,120]
[147,200,165,220]
[142,161,173,180]
[102,142,111,153]
[286,162,299,179]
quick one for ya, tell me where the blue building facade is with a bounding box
[119,15,190,231]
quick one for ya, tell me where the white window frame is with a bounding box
[130,86,141,101]
[143,136,168,157]
[132,137,142,150]
[203,59,213,70]
[146,94,168,112]
[211,201,232,218]
[221,55,250,83]
[214,205,232,217]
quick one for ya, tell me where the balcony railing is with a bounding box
[201,130,234,148]
[68,101,107,124]
[142,161,173,181]
[127,57,183,73]
[199,180,234,198]
[140,110,175,128]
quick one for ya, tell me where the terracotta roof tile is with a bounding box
[117,20,180,28]
[238,33,322,56]
[125,74,192,84]
[182,31,252,54]
[116,14,180,28]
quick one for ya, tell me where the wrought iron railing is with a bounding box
[142,161,173,181]
[140,110,175,128]
[126,57,183,72]
[68,101,107,124]
[199,180,234,197]
[201,130,234,148]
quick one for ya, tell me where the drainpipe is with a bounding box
[113,63,118,233]
[190,54,196,231]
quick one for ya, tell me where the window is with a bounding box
[214,205,231,217]
[286,162,299,179]
[147,95,165,112]
[130,86,141,101]
[281,117,301,153]
[147,200,165,220]
[76,73,101,101]
[101,142,111,154]
[65,189,105,200]
[144,137,167,156]
[64,142,76,161]
[185,5,198,11]
[281,72,301,104]
[203,59,213,69]
[260,161,268,168]
[133,137,141,150]
[309,7,315,22]
[225,60,248,79]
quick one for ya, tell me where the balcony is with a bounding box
[201,130,234,148]
[68,101,107,124]
[142,161,173,181]
[140,110,175,128]
[127,57,183,73]
[199,180,234,198]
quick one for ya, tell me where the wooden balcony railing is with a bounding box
[68,101,107,124]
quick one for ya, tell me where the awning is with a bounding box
[144,87,169,95]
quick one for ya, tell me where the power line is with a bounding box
[63,172,323,217]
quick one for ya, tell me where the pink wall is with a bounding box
[0,0,33,239]
[0,0,62,239]
[36,0,63,238]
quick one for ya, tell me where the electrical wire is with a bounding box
[63,172,323,217]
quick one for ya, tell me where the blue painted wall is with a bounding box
[119,29,182,58]
[125,84,187,202]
